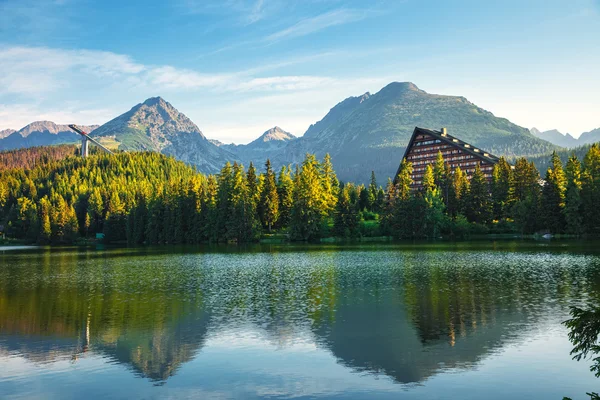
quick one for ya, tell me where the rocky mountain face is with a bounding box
[0,129,16,139]
[530,127,600,148]
[269,82,558,183]
[222,126,296,167]
[0,122,98,151]
[92,97,235,173]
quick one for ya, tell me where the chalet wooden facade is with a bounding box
[395,127,500,190]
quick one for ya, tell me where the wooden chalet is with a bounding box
[395,127,500,190]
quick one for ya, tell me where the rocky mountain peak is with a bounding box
[380,81,421,95]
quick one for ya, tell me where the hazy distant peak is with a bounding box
[0,128,16,139]
[257,127,296,143]
[18,121,99,137]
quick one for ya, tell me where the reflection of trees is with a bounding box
[312,249,600,384]
[0,249,208,382]
[2,244,600,385]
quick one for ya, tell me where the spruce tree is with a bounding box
[276,166,294,229]
[320,154,339,216]
[491,157,513,220]
[582,144,600,234]
[541,152,567,233]
[564,154,583,235]
[290,154,326,241]
[259,159,279,232]
[368,171,378,211]
[465,164,492,225]
[333,184,360,238]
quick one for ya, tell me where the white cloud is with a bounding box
[0,46,334,95]
[265,9,368,42]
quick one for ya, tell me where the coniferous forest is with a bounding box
[1,144,600,245]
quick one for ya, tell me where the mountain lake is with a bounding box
[1,241,599,399]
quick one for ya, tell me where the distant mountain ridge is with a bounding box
[2,82,586,183]
[0,121,99,150]
[530,127,600,148]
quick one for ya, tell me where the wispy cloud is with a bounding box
[0,45,338,96]
[265,8,369,42]
[178,0,271,25]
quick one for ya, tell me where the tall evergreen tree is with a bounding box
[368,171,378,210]
[333,184,360,238]
[564,154,583,235]
[511,158,541,234]
[465,164,492,225]
[582,144,600,234]
[276,166,294,229]
[491,157,513,220]
[541,152,567,233]
[290,154,327,241]
[320,153,339,216]
[259,159,279,232]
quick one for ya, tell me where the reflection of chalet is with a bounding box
[395,127,500,190]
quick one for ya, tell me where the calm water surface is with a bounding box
[1,241,599,399]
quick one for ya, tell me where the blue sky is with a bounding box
[0,0,599,142]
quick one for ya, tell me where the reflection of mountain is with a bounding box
[93,308,209,381]
[311,289,529,384]
[1,245,597,388]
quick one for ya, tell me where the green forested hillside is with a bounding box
[2,143,600,245]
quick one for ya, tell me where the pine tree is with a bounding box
[386,160,414,239]
[422,169,445,238]
[259,159,279,232]
[276,166,294,229]
[511,158,542,234]
[541,152,567,233]
[448,166,469,217]
[368,171,378,211]
[38,196,52,244]
[216,162,234,241]
[358,185,369,211]
[582,144,600,234]
[564,154,583,235]
[422,165,436,193]
[246,162,260,207]
[320,153,339,216]
[290,154,327,241]
[465,164,492,225]
[333,184,360,238]
[491,157,513,220]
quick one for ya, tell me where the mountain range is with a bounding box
[531,127,600,148]
[0,122,99,150]
[2,82,595,182]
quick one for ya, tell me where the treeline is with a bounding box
[0,149,383,244]
[1,144,600,244]
[0,144,78,171]
[382,145,600,238]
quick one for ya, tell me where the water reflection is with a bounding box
[0,242,599,392]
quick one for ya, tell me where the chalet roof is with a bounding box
[394,127,501,182]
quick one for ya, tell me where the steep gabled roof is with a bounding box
[394,127,501,182]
